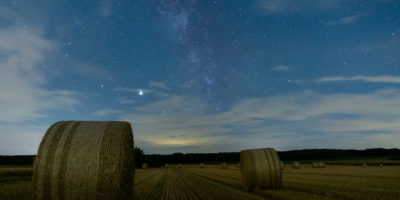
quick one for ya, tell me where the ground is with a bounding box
[1,164,400,200]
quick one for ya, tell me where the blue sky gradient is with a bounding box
[0,0,399,154]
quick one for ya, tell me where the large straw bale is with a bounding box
[318,162,326,168]
[32,121,135,200]
[311,162,319,168]
[240,148,282,191]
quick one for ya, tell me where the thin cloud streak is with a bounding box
[317,75,400,83]
[271,65,293,71]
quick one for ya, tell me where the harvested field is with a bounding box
[1,164,400,200]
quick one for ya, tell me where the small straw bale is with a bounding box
[379,164,384,167]
[200,163,205,168]
[142,163,148,169]
[221,162,227,169]
[363,163,368,167]
[280,161,285,170]
[32,121,135,200]
[293,162,301,169]
[318,162,326,168]
[311,162,319,168]
[165,164,169,168]
[240,148,282,191]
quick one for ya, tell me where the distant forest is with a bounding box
[1,148,399,168]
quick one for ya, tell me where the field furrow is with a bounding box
[1,165,400,200]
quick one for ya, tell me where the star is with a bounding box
[138,89,144,96]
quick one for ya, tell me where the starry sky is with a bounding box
[0,0,399,155]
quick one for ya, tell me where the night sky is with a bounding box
[1,0,399,154]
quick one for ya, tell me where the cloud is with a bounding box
[257,0,341,14]
[316,75,400,84]
[95,108,126,116]
[97,0,113,17]
[326,14,362,25]
[148,81,167,89]
[0,27,80,122]
[116,97,135,105]
[100,89,400,153]
[114,87,153,94]
[271,65,293,71]
[66,60,113,80]
[0,123,47,155]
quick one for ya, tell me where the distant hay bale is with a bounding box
[221,162,227,169]
[32,121,135,200]
[379,164,384,167]
[142,163,148,169]
[280,161,285,170]
[363,163,368,167]
[293,162,301,169]
[318,162,326,168]
[240,148,282,191]
[311,162,319,168]
[200,163,205,168]
[165,164,169,168]
[177,164,182,168]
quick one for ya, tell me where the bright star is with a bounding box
[138,89,144,96]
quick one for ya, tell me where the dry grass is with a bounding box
[1,165,400,200]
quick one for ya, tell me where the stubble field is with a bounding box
[1,164,399,200]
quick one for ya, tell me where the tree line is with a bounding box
[1,148,399,168]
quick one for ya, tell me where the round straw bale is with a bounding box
[240,148,282,191]
[318,162,326,168]
[142,163,148,169]
[200,163,205,168]
[379,164,384,167]
[293,162,301,169]
[32,121,135,200]
[311,162,319,168]
[165,164,169,168]
[221,162,227,169]
[362,163,368,167]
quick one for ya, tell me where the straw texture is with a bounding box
[32,121,135,200]
[240,148,282,191]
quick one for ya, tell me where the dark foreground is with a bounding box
[1,164,400,200]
